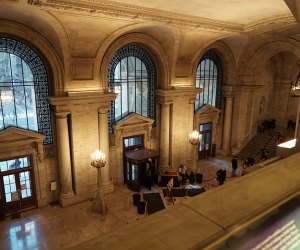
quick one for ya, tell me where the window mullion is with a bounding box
[134,57,137,113]
[208,59,212,105]
[119,60,122,118]
[127,57,129,116]
[140,59,143,115]
[9,53,17,127]
[108,45,156,132]
[21,59,29,129]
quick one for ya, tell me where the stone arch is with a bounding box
[98,32,170,90]
[0,20,65,96]
[238,41,300,85]
[190,41,236,87]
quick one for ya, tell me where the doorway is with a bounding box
[0,156,37,215]
[122,135,144,184]
[124,149,159,192]
[198,123,212,160]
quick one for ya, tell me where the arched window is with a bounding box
[108,44,156,133]
[195,50,222,111]
[0,38,52,144]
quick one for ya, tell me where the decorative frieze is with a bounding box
[27,1,296,35]
[244,15,296,35]
[27,0,243,33]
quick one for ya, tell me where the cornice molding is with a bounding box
[27,0,296,35]
[244,15,296,34]
[28,0,243,33]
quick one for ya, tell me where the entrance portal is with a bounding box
[198,123,212,160]
[0,156,37,216]
[124,149,159,192]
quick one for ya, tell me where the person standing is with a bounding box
[231,156,238,177]
[216,168,226,185]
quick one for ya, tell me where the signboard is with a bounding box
[50,181,57,191]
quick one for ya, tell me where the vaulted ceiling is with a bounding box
[4,0,297,35]
[110,0,292,25]
[1,0,299,86]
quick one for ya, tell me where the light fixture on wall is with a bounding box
[291,65,300,91]
[91,150,106,214]
[189,130,200,145]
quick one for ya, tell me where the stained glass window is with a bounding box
[108,44,156,133]
[0,38,52,144]
[195,50,222,111]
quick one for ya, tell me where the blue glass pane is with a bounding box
[195,50,222,111]
[124,135,143,147]
[0,38,52,144]
[0,156,31,172]
[200,123,212,131]
[108,44,156,133]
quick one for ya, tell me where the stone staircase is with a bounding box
[237,132,278,164]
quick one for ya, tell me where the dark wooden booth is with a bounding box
[124,149,159,192]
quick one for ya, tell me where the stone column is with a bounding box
[98,108,114,194]
[222,97,234,155]
[294,93,300,140]
[55,112,74,206]
[160,103,171,171]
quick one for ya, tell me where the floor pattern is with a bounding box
[0,156,243,250]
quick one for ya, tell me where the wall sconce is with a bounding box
[189,130,200,145]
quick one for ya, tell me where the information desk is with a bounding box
[159,171,180,187]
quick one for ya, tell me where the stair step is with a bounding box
[237,132,278,162]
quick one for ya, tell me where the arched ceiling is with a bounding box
[23,0,296,35]
[1,0,299,86]
[111,0,292,25]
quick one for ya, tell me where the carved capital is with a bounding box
[98,108,109,114]
[55,112,70,119]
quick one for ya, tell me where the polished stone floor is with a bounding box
[0,156,243,250]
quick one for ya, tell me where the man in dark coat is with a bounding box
[231,156,238,177]
[216,168,226,185]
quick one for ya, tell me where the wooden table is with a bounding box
[159,171,179,187]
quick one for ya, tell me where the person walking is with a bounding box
[231,156,238,177]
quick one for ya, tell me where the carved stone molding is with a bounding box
[244,15,296,35]
[27,0,243,33]
[0,127,45,161]
[27,1,296,35]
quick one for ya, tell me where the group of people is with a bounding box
[260,147,269,162]
[243,156,255,168]
[216,149,270,185]
[231,156,248,177]
[178,165,196,185]
[216,155,249,185]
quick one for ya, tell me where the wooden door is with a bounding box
[198,123,212,160]
[0,156,37,215]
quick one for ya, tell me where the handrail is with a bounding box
[264,131,279,148]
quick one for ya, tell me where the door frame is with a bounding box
[198,122,212,160]
[122,134,144,184]
[0,155,38,216]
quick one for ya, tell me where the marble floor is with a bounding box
[0,156,243,250]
